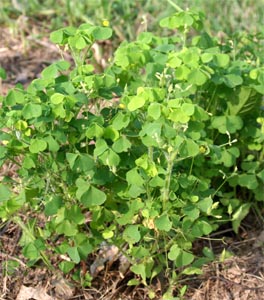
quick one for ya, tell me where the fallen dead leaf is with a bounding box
[16,285,54,300]
[51,276,74,299]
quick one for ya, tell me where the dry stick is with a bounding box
[0,252,27,268]
[209,275,264,291]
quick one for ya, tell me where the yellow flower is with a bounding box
[102,20,109,27]
[199,145,209,154]
[119,103,126,109]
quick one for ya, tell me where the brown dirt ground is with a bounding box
[1,24,264,300]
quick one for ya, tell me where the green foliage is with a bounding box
[0,8,263,296]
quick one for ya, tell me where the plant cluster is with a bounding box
[0,8,263,297]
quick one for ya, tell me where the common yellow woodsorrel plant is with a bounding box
[0,9,263,296]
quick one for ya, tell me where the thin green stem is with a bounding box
[13,216,54,270]
[206,86,217,112]
[189,157,194,176]
[162,151,177,210]
[166,0,183,12]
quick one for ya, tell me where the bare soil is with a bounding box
[1,24,264,300]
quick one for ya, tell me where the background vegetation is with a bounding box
[1,0,264,38]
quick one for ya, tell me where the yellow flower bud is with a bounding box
[119,103,126,109]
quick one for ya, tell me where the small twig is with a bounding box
[0,252,27,268]
[210,275,264,291]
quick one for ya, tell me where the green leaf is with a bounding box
[220,147,240,167]
[149,176,165,187]
[50,29,64,44]
[56,220,78,236]
[103,126,119,141]
[193,220,213,235]
[94,139,108,157]
[66,205,85,225]
[15,120,28,131]
[181,103,195,116]
[135,154,149,169]
[22,156,35,169]
[148,103,161,120]
[117,199,144,225]
[232,203,251,233]
[175,65,191,80]
[100,149,120,167]
[86,123,104,138]
[197,197,213,213]
[44,196,63,216]
[22,103,42,119]
[252,84,264,94]
[29,139,47,153]
[183,205,200,220]
[80,186,107,207]
[214,53,230,68]
[66,153,79,169]
[167,53,182,68]
[112,136,131,153]
[6,90,25,105]
[168,245,181,261]
[188,69,208,86]
[0,184,11,201]
[77,236,94,258]
[127,185,145,198]
[0,146,7,159]
[126,168,145,186]
[169,108,190,123]
[92,26,112,40]
[179,139,200,157]
[127,95,146,111]
[112,112,130,130]
[59,261,75,273]
[201,52,213,63]
[68,35,87,49]
[130,263,146,283]
[45,135,60,152]
[22,242,40,260]
[137,32,154,43]
[224,74,243,88]
[76,178,90,199]
[0,67,7,79]
[56,60,71,71]
[227,87,255,116]
[102,229,114,239]
[127,279,141,286]
[67,247,81,264]
[160,12,193,29]
[257,169,264,182]
[41,64,58,79]
[182,267,203,275]
[123,225,141,244]
[154,214,172,232]
[50,93,65,104]
[76,154,95,172]
[211,116,243,134]
[75,35,87,49]
[238,174,258,189]
[203,246,215,259]
[176,250,194,267]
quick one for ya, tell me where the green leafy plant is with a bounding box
[0,8,263,296]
